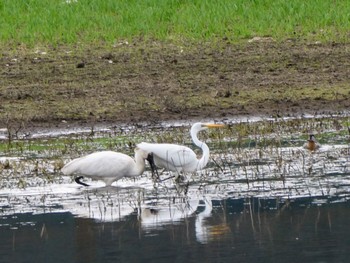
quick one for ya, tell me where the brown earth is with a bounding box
[1,40,350,130]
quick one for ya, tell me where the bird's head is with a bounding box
[135,147,150,159]
[308,134,316,141]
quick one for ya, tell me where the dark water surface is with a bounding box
[1,196,350,263]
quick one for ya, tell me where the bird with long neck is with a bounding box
[137,122,225,176]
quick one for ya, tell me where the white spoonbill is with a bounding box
[61,148,151,186]
[137,122,225,174]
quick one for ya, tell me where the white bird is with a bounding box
[61,148,151,186]
[137,122,225,174]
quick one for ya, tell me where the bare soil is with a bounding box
[1,40,350,130]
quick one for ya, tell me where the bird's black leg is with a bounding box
[75,176,90,187]
[146,153,160,180]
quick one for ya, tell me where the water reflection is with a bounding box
[1,195,350,262]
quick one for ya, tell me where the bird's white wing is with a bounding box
[137,142,198,171]
[62,151,133,178]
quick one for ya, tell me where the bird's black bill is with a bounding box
[146,153,160,180]
[75,176,90,187]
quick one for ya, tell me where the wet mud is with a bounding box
[1,40,350,131]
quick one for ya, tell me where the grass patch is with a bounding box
[1,116,349,157]
[0,0,349,47]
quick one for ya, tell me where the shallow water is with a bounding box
[0,117,350,262]
[1,193,350,263]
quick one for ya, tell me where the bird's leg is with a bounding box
[146,153,160,181]
[75,176,90,187]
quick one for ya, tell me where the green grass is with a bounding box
[0,136,139,158]
[1,116,349,158]
[0,0,349,47]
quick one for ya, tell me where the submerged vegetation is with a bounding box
[1,116,349,156]
[0,116,349,190]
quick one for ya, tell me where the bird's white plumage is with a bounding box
[137,122,224,173]
[61,149,148,186]
[137,142,199,172]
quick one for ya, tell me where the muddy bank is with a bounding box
[1,40,349,130]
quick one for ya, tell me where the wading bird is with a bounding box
[137,122,225,176]
[61,148,151,186]
[303,134,321,151]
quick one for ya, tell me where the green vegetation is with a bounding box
[0,116,349,188]
[1,0,349,47]
[1,116,349,157]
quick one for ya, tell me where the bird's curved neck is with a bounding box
[191,127,210,169]
[133,151,146,175]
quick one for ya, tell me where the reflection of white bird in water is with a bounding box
[140,199,200,228]
[303,134,321,151]
[63,196,136,222]
[61,148,152,186]
[195,197,231,244]
[195,197,213,244]
[137,122,225,175]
